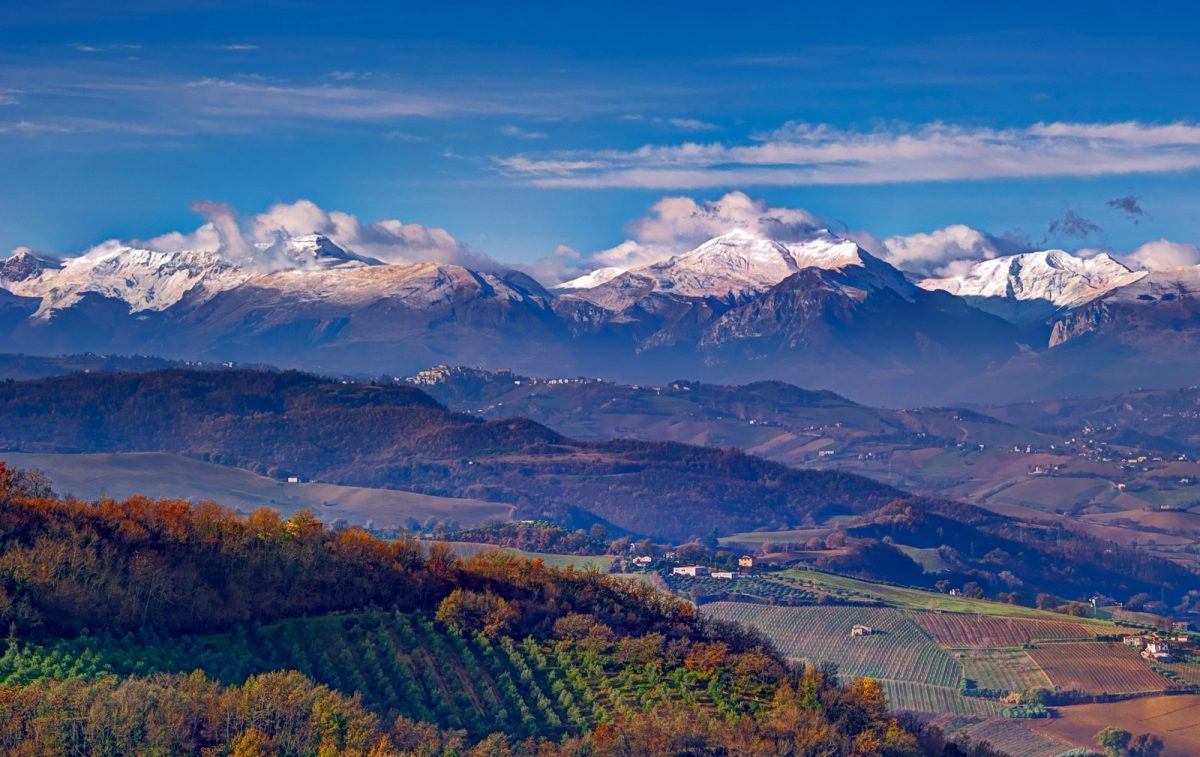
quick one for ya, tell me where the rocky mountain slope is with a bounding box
[2,226,1200,404]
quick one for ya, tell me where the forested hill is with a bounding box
[0,369,897,540]
[0,466,964,755]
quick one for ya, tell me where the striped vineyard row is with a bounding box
[0,609,743,739]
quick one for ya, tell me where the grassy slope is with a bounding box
[0,451,512,528]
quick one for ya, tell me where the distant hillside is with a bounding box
[0,368,1194,609]
[0,369,897,541]
[0,352,185,381]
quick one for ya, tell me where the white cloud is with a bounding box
[882,224,1025,277]
[500,124,548,140]
[498,120,1200,189]
[515,244,587,285]
[665,118,719,132]
[114,199,489,272]
[584,191,822,271]
[1124,239,1200,271]
[249,199,488,267]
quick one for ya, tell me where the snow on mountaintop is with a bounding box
[563,228,908,306]
[248,261,548,307]
[0,242,251,319]
[918,250,1146,308]
[0,233,380,319]
[554,267,626,290]
[265,233,382,269]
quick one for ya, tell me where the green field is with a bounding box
[0,451,512,528]
[957,649,1052,693]
[778,568,1114,627]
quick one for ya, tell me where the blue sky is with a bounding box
[2,0,1199,277]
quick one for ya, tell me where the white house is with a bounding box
[711,571,739,580]
[672,566,710,577]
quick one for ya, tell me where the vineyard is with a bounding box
[1027,643,1175,695]
[958,717,1073,757]
[957,649,1051,694]
[664,573,816,604]
[0,610,767,740]
[910,612,1099,647]
[701,604,955,684]
[880,681,1001,716]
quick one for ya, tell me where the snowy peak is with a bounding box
[554,266,626,291]
[563,228,909,306]
[643,229,804,299]
[247,261,552,309]
[0,249,58,283]
[1,242,252,319]
[919,250,1146,308]
[265,234,381,270]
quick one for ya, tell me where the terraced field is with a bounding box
[911,611,1099,647]
[957,649,1051,694]
[1027,643,1175,695]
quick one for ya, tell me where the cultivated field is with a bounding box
[1031,695,1200,757]
[700,604,959,686]
[879,681,1000,716]
[0,451,513,528]
[1027,643,1174,695]
[958,717,1074,757]
[911,612,1100,647]
[957,649,1052,694]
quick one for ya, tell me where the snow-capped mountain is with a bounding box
[554,267,626,291]
[0,234,391,320]
[0,242,251,319]
[561,227,914,313]
[918,250,1145,314]
[3,219,1200,405]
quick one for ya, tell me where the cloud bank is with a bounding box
[498,120,1200,189]
[133,199,489,271]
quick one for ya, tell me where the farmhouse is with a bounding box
[850,624,873,637]
[286,476,302,484]
[738,556,755,568]
[1142,641,1172,662]
[672,566,710,577]
[1123,635,1147,648]
[710,571,740,580]
[631,556,652,566]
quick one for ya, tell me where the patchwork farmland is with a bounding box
[1027,643,1176,695]
[911,612,1100,647]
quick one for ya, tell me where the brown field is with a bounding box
[1084,508,1200,537]
[1031,695,1200,757]
[911,612,1099,647]
[1027,643,1174,695]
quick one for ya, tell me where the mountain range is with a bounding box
[3,225,1200,405]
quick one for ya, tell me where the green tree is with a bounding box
[1095,726,1132,757]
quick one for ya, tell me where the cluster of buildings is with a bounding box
[669,556,757,580]
[1122,626,1192,663]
